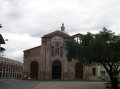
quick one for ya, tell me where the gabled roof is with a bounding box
[0,57,22,64]
[71,33,83,38]
[42,30,70,38]
[0,34,5,44]
[24,46,41,52]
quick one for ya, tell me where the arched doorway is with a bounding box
[75,63,83,79]
[52,60,61,79]
[30,61,39,79]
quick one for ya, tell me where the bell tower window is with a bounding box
[51,46,54,57]
[60,47,63,57]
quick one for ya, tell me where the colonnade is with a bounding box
[0,57,23,79]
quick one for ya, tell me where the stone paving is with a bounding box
[0,79,106,89]
[34,81,106,89]
[0,79,39,89]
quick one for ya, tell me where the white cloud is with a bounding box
[0,0,120,61]
[2,33,40,61]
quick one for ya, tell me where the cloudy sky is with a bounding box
[0,0,120,62]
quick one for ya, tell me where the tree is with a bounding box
[0,24,3,28]
[66,28,120,89]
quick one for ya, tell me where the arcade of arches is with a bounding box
[29,60,83,80]
[0,57,23,79]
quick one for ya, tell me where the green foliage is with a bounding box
[66,28,120,64]
[66,39,79,62]
[66,27,120,89]
[91,28,120,64]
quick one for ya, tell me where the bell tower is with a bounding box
[61,23,65,31]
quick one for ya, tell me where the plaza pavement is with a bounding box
[0,79,106,89]
[34,81,106,89]
[0,79,39,89]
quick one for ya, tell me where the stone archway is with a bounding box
[52,60,61,79]
[75,63,83,79]
[30,61,39,79]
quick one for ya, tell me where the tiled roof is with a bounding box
[42,30,70,38]
[0,57,22,65]
[24,46,41,52]
[71,33,83,38]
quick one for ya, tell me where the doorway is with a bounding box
[75,63,83,79]
[52,60,61,79]
[30,61,39,79]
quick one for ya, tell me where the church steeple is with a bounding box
[61,23,65,31]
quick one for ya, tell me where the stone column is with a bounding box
[11,64,14,78]
[10,63,12,78]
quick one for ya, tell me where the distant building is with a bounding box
[0,57,23,79]
[0,25,23,79]
[23,24,109,80]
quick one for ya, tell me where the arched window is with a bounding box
[3,62,6,71]
[60,47,63,57]
[92,68,96,76]
[6,63,9,72]
[55,48,58,56]
[55,47,60,56]
[0,62,3,70]
[13,65,15,71]
[57,48,59,55]
[8,64,11,72]
[51,46,54,57]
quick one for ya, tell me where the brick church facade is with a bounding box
[23,24,105,80]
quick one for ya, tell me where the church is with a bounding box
[23,24,108,80]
